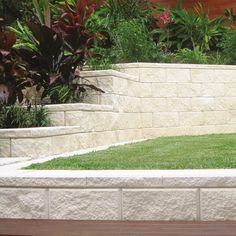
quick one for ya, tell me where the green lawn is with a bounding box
[26,134,236,170]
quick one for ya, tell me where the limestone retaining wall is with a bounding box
[0,63,236,158]
[1,170,236,221]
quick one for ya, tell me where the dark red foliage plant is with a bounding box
[54,0,96,60]
[17,0,103,104]
[0,19,30,106]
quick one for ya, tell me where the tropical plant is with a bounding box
[0,21,30,106]
[32,0,51,27]
[175,47,208,64]
[54,0,95,55]
[8,21,37,51]
[19,32,103,104]
[12,0,104,104]
[0,105,51,128]
[154,1,228,52]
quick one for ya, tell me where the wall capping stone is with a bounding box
[0,126,82,139]
[117,62,236,70]
[46,103,113,112]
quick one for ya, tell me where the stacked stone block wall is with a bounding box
[1,171,236,221]
[0,63,235,158]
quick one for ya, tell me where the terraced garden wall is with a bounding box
[0,63,236,158]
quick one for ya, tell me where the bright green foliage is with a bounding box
[222,30,236,64]
[176,47,208,64]
[106,0,151,25]
[8,21,37,51]
[155,2,228,52]
[112,19,160,62]
[48,85,84,104]
[32,0,51,27]
[26,134,236,170]
[0,105,51,128]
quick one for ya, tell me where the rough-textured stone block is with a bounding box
[135,83,152,98]
[192,98,217,112]
[153,112,179,128]
[73,133,92,149]
[49,189,119,220]
[116,129,143,143]
[215,70,236,82]
[115,113,142,130]
[152,83,178,97]
[203,111,229,125]
[49,112,65,126]
[165,98,192,112]
[86,76,114,93]
[201,189,236,221]
[114,96,141,112]
[113,77,129,95]
[202,83,225,97]
[100,94,113,105]
[215,98,236,111]
[118,67,140,79]
[90,131,118,147]
[140,98,167,112]
[229,110,236,124]
[140,113,153,128]
[177,83,202,97]
[0,139,11,157]
[166,69,191,82]
[51,134,80,154]
[225,83,236,97]
[179,112,204,126]
[11,137,51,158]
[191,69,215,83]
[65,111,117,131]
[0,188,47,219]
[139,68,166,82]
[122,189,198,220]
[82,93,101,105]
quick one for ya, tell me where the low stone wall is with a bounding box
[1,170,236,221]
[0,126,82,158]
[1,63,236,158]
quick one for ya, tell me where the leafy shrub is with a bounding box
[0,105,51,128]
[222,30,236,64]
[155,2,228,52]
[207,52,226,65]
[106,0,152,25]
[112,19,160,62]
[175,47,208,64]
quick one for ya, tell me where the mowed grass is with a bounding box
[26,134,236,170]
